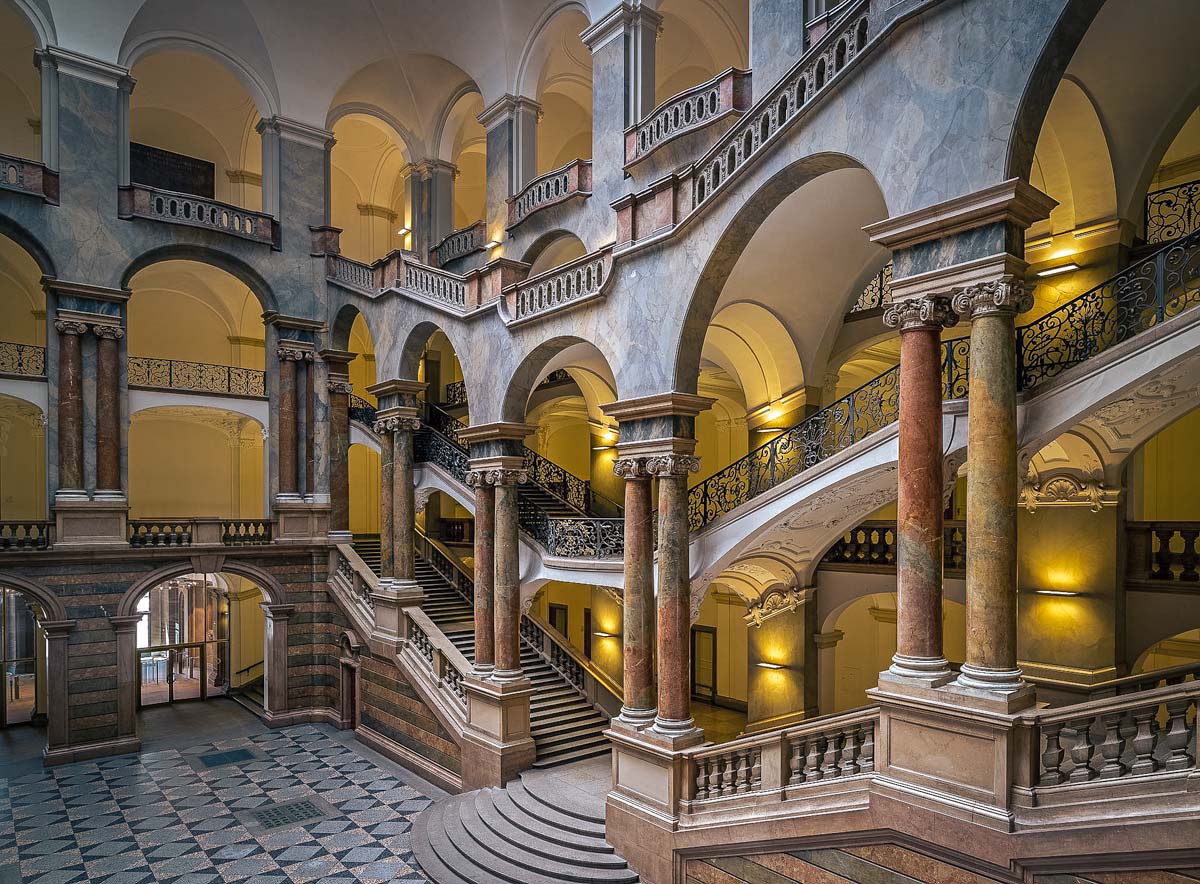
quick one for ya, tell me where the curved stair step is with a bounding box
[518,771,607,823]
[470,789,612,855]
[414,796,510,884]
[503,780,608,838]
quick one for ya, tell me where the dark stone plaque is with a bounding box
[130,142,215,198]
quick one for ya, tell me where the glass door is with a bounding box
[691,626,717,704]
[138,642,221,706]
[2,588,39,727]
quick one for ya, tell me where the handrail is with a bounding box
[846,261,892,315]
[328,254,375,292]
[626,67,752,166]
[508,158,592,228]
[0,151,58,202]
[0,340,46,376]
[431,219,486,266]
[235,659,263,677]
[119,183,276,245]
[349,394,377,425]
[506,245,613,322]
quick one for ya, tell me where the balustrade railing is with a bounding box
[402,607,471,711]
[404,262,466,309]
[442,380,468,407]
[1145,177,1200,245]
[349,395,377,425]
[438,518,474,544]
[221,520,272,545]
[692,1,869,208]
[847,261,893,314]
[331,544,376,615]
[431,220,486,266]
[1017,227,1200,389]
[511,248,611,322]
[119,184,276,245]
[519,612,623,716]
[328,254,375,292]
[414,529,474,601]
[128,356,266,398]
[128,520,193,547]
[1126,521,1200,585]
[785,709,877,787]
[0,152,58,202]
[508,159,592,228]
[0,521,53,551]
[626,68,752,166]
[821,520,966,572]
[0,341,46,376]
[128,517,273,548]
[1031,681,1197,787]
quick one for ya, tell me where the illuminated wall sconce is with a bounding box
[756,661,785,670]
[396,226,411,236]
[1032,589,1079,597]
[593,630,616,638]
[1036,262,1080,277]
[484,239,501,250]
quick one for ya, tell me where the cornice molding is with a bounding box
[476,94,542,131]
[257,116,335,149]
[39,46,132,89]
[581,2,662,52]
[42,277,130,303]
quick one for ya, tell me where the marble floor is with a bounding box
[0,700,443,884]
[692,700,748,744]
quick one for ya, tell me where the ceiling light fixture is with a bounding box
[1036,263,1080,277]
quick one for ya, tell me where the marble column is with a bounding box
[647,454,700,736]
[467,472,497,677]
[882,296,957,683]
[614,457,656,726]
[952,279,1032,693]
[374,419,396,578]
[55,320,88,494]
[392,417,422,581]
[492,469,526,682]
[262,604,294,716]
[327,378,353,537]
[304,359,316,496]
[276,347,302,498]
[93,323,124,494]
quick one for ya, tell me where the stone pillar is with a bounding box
[304,357,316,496]
[42,620,75,756]
[392,417,422,581]
[467,472,497,677]
[109,615,143,742]
[814,629,844,715]
[880,295,957,686]
[375,418,395,577]
[326,374,353,539]
[750,0,806,102]
[93,323,125,495]
[407,159,458,260]
[492,469,526,682]
[262,604,294,717]
[276,346,303,499]
[614,457,656,727]
[647,454,701,739]
[477,95,541,242]
[55,319,87,495]
[952,278,1032,694]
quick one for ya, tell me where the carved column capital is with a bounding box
[276,345,313,362]
[91,324,125,340]
[54,320,89,336]
[395,416,423,432]
[644,454,700,477]
[613,456,651,479]
[327,380,354,395]
[883,295,958,332]
[489,468,528,486]
[373,417,399,435]
[951,277,1031,319]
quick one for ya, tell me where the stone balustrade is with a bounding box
[1127,521,1200,584]
[128,356,266,398]
[821,519,966,573]
[626,68,752,167]
[507,246,612,323]
[508,159,592,228]
[0,521,53,551]
[402,607,470,710]
[519,610,623,718]
[330,544,376,616]
[128,517,272,549]
[404,262,467,309]
[118,183,276,245]
[327,254,376,293]
[0,340,46,376]
[0,152,58,203]
[430,220,487,266]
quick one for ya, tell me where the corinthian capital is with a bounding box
[951,278,1031,319]
[276,345,312,362]
[612,457,650,479]
[489,468,528,486]
[54,320,88,336]
[327,380,355,395]
[373,417,400,435]
[883,295,958,332]
[91,323,125,340]
[644,454,700,477]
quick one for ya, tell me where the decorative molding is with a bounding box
[53,320,88,336]
[882,295,957,331]
[464,468,528,487]
[1020,467,1118,512]
[476,94,542,131]
[644,454,701,477]
[327,380,354,395]
[951,277,1032,319]
[612,457,650,479]
[42,277,131,303]
[414,488,434,513]
[373,416,421,434]
[356,203,397,221]
[276,344,314,362]
[225,169,263,186]
[39,46,132,88]
[744,585,811,628]
[580,1,662,52]
[257,116,335,149]
[91,324,125,340]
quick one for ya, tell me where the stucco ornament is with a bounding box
[744,585,809,627]
[883,295,957,331]
[950,278,1032,318]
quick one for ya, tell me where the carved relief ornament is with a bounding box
[327,379,355,395]
[644,454,701,477]
[882,295,957,331]
[612,456,650,479]
[91,323,125,340]
[951,278,1032,319]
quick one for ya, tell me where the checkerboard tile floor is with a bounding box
[0,725,432,883]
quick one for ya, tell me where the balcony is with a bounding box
[430,220,487,267]
[505,246,612,324]
[127,518,272,548]
[0,153,58,204]
[118,183,278,247]
[625,68,752,168]
[326,254,377,293]
[0,341,46,377]
[127,356,266,398]
[508,159,592,229]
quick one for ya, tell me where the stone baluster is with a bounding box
[881,295,957,686]
[614,456,656,728]
[54,319,88,495]
[951,278,1033,695]
[646,454,701,738]
[466,471,496,677]
[93,322,125,496]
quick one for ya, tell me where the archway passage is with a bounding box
[0,587,44,728]
[132,571,266,712]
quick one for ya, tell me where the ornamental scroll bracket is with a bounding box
[743,585,813,628]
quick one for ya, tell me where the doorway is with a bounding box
[1,588,40,727]
[549,603,569,637]
[691,625,717,704]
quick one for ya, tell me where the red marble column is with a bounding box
[468,473,496,676]
[952,278,1031,693]
[374,419,396,578]
[276,348,300,497]
[393,418,421,581]
[93,324,124,493]
[615,458,656,725]
[648,454,700,735]
[882,295,956,682]
[327,379,353,534]
[492,469,525,681]
[55,320,87,492]
[304,359,315,496]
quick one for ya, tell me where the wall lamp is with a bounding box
[396,226,410,236]
[1032,589,1080,597]
[756,661,785,670]
[753,426,782,433]
[1036,262,1080,277]
[591,444,614,451]
[593,630,616,638]
[484,239,501,249]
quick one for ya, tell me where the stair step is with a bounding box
[418,799,513,884]
[505,781,608,838]
[533,729,610,753]
[530,708,601,730]
[518,772,607,824]
[531,716,608,740]
[530,741,613,768]
[471,789,615,856]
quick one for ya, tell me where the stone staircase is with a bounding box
[412,770,638,884]
[352,536,612,768]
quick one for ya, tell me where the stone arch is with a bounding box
[0,217,56,279]
[121,245,277,313]
[8,0,55,49]
[326,103,420,163]
[0,571,68,622]
[394,319,471,388]
[433,82,485,164]
[514,0,591,100]
[672,153,882,396]
[500,336,620,425]
[117,559,285,617]
[521,230,588,274]
[331,302,376,352]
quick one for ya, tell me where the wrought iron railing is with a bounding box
[127,356,266,397]
[414,425,470,484]
[0,341,46,376]
[349,395,377,425]
[536,368,574,389]
[118,184,275,245]
[0,521,53,551]
[442,379,468,407]
[1017,228,1200,389]
[847,261,893,314]
[1145,177,1200,245]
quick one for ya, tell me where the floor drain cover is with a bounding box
[198,748,256,768]
[239,796,336,833]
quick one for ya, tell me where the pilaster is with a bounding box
[477,95,541,243]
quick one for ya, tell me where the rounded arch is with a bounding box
[117,559,285,618]
[394,319,471,386]
[672,153,880,394]
[0,216,56,278]
[0,572,67,622]
[121,245,277,313]
[326,103,419,165]
[514,0,591,100]
[433,82,485,163]
[332,303,376,353]
[7,0,53,49]
[522,230,588,274]
[501,336,619,425]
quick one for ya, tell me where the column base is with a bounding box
[272,499,330,542]
[612,706,658,732]
[462,675,536,788]
[490,667,527,685]
[954,663,1029,696]
[52,497,128,547]
[880,654,955,688]
[647,716,705,750]
[471,662,496,679]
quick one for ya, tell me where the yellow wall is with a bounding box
[228,578,265,688]
[746,602,816,731]
[348,444,381,534]
[0,396,46,519]
[533,582,624,687]
[695,589,749,704]
[1128,407,1200,521]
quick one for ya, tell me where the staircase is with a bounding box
[351,536,612,767]
[412,770,638,884]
